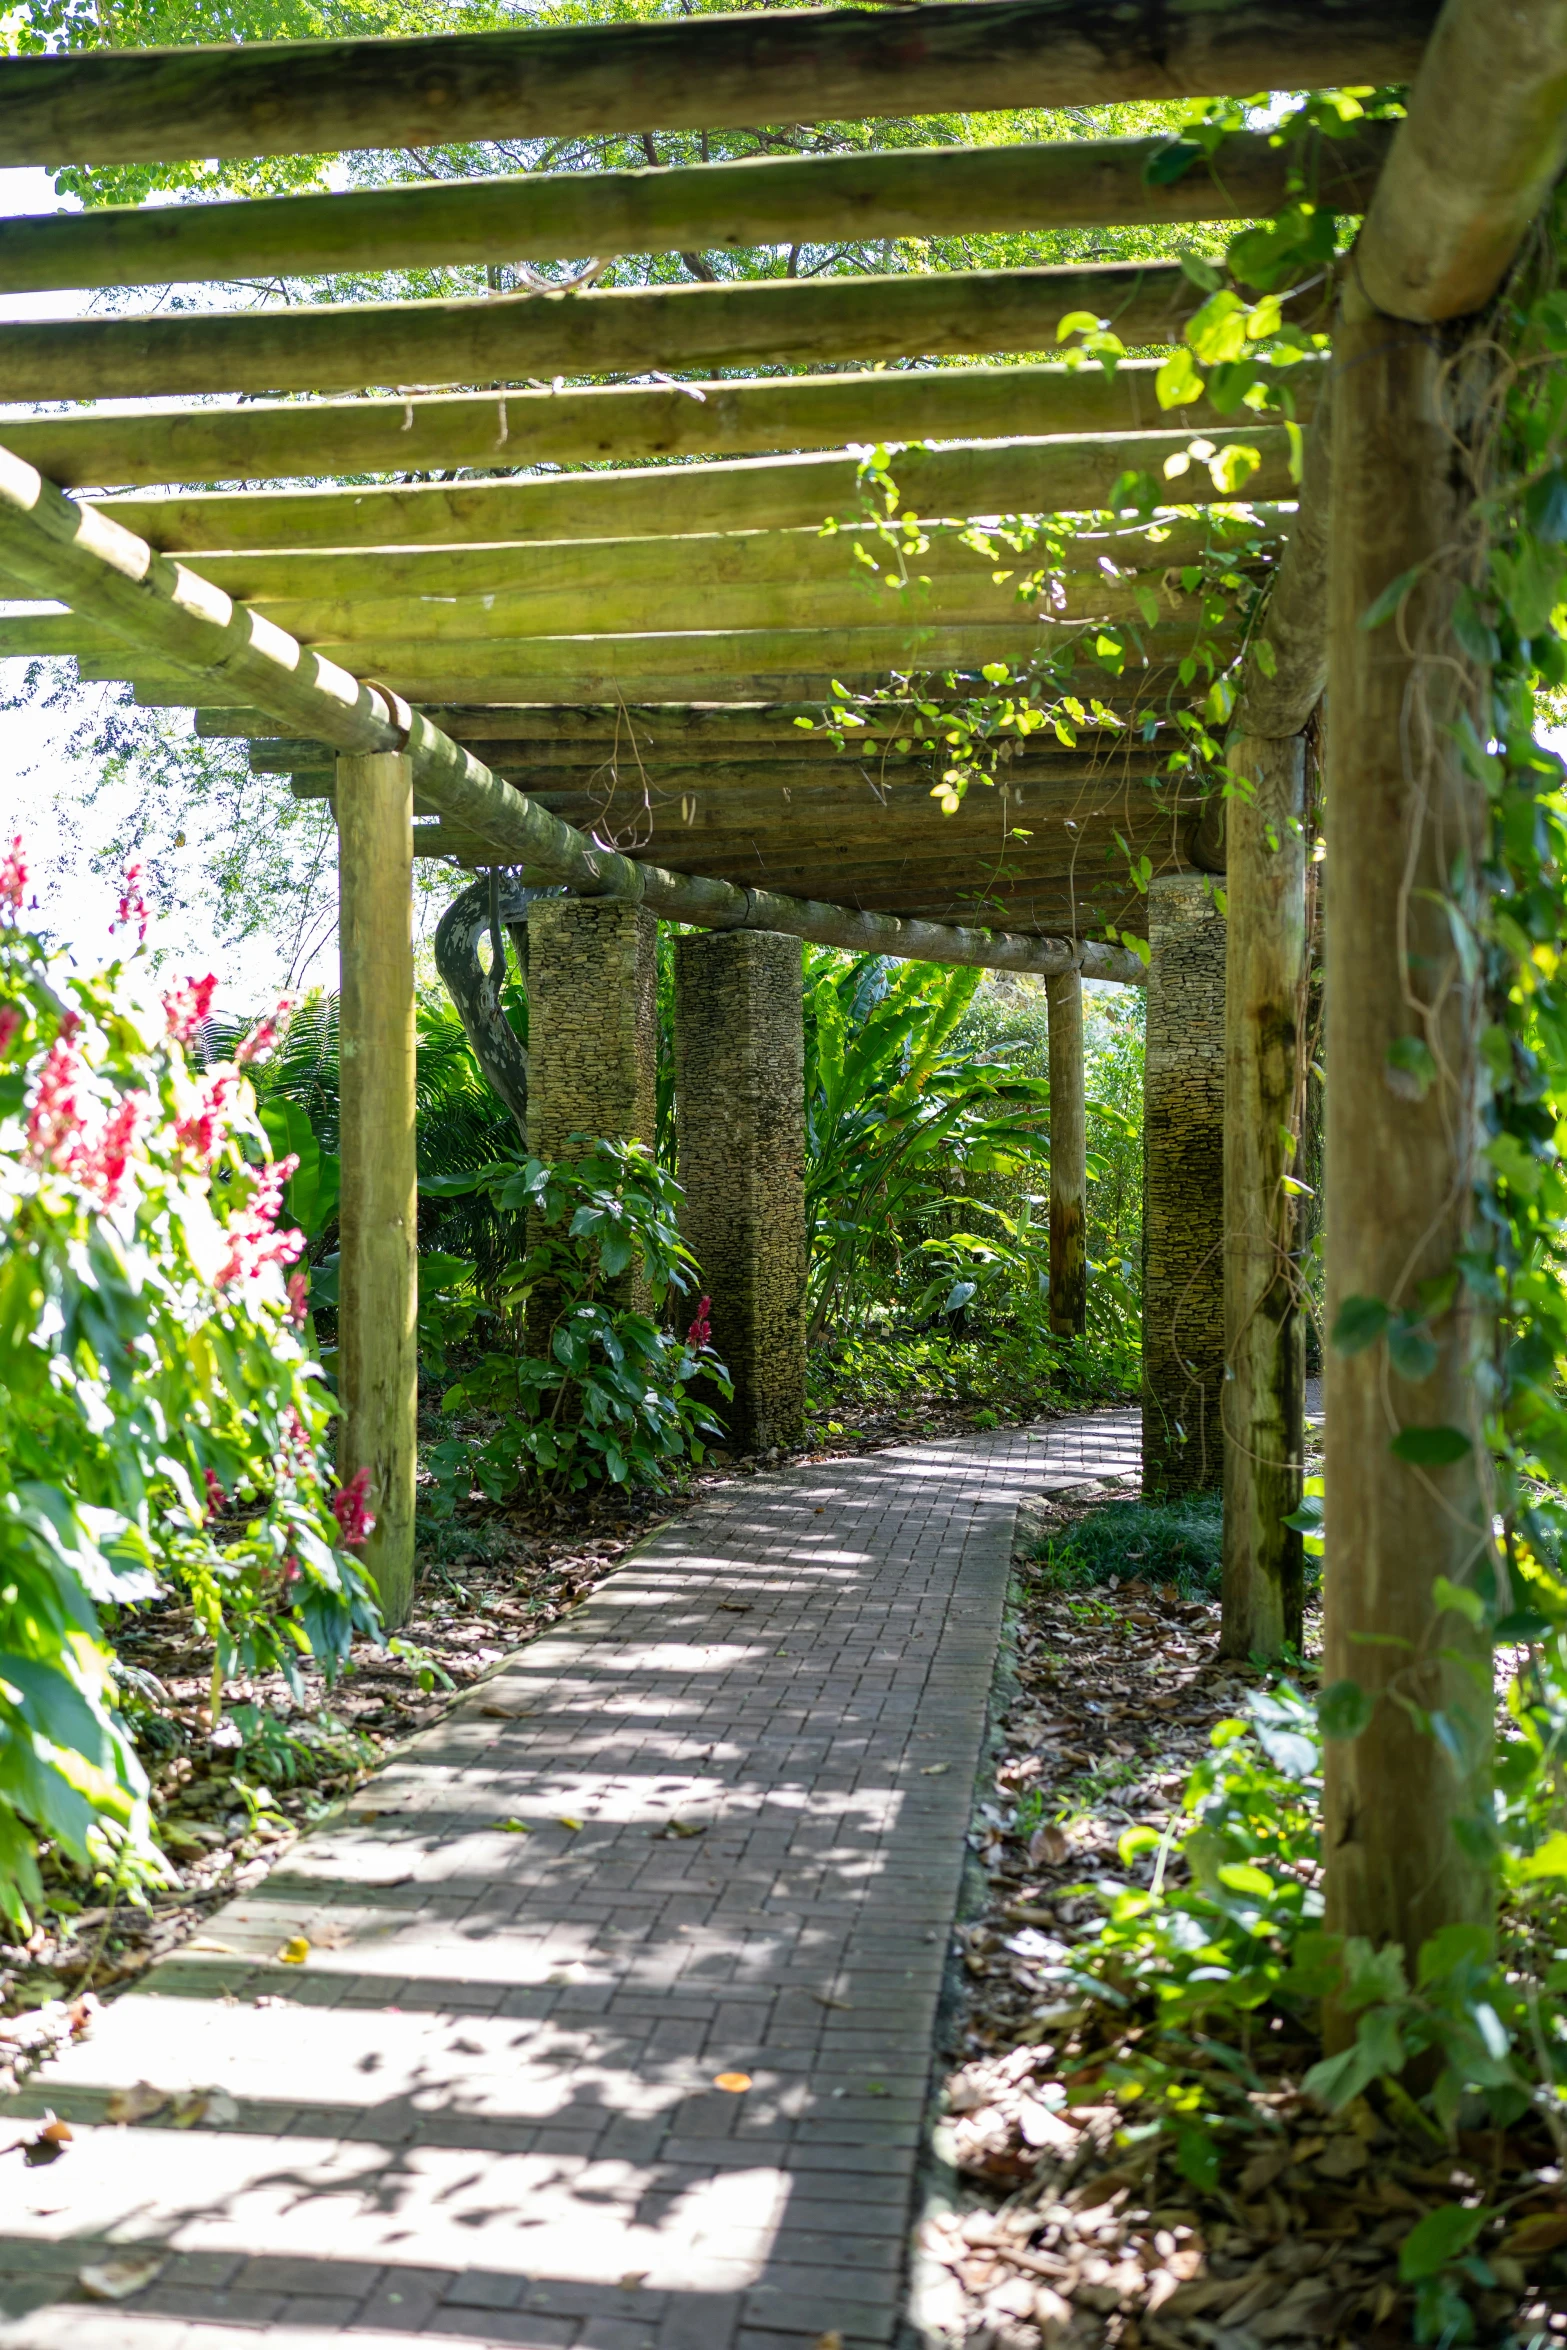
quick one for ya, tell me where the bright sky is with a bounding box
[0,165,338,1009]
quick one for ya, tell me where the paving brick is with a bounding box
[0,1413,1135,2350]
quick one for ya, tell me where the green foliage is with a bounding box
[427,1138,730,1502]
[1030,1492,1223,1597]
[0,870,379,1931]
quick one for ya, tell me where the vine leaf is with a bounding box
[1317,1680,1376,1741]
[1389,1425,1472,1467]
[1331,1294,1389,1354]
[1358,564,1424,630]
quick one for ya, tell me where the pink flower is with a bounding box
[25,1033,89,1170]
[330,1467,376,1549]
[114,860,149,944]
[236,995,296,1066]
[164,974,219,1044]
[215,1154,302,1288]
[175,1066,239,1167]
[287,1269,309,1326]
[204,1468,228,1516]
[686,1295,712,1350]
[0,1006,22,1059]
[79,1089,149,1206]
[0,836,26,916]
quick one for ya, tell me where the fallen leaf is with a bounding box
[921,1762,951,1776]
[717,1602,752,1613]
[713,2071,752,2093]
[170,2087,240,2128]
[276,1937,310,1965]
[480,1705,532,1720]
[650,1820,707,1840]
[105,2082,168,2126]
[816,2333,844,2350]
[558,1817,584,1832]
[1029,1824,1071,1866]
[619,2271,650,2289]
[78,2252,166,2303]
[811,1992,853,2011]
[495,1818,533,1835]
[23,2117,72,2167]
[310,1924,353,1950]
[1017,2096,1079,2151]
[1503,2209,1567,2258]
[185,1939,237,1956]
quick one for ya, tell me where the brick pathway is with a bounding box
[0,1410,1138,2350]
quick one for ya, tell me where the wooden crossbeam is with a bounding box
[0,362,1316,492]
[0,432,1145,980]
[91,428,1296,554]
[19,566,1213,653]
[249,730,1153,771]
[126,509,1281,607]
[200,699,1169,745]
[0,261,1225,402]
[0,129,1390,297]
[0,3,1434,167]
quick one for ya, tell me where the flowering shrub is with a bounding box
[0,844,379,1929]
[426,1139,731,1504]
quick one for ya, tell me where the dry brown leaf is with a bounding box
[78,2252,166,2303]
[1029,1824,1071,1866]
[479,1704,532,1720]
[1502,2208,1567,2258]
[105,2082,168,2126]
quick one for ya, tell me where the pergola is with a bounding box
[0,0,1560,1967]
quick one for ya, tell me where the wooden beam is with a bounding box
[201,697,1177,746]
[0,360,1316,491]
[10,563,1218,652]
[0,261,1220,402]
[92,427,1296,553]
[0,3,1434,167]
[1355,0,1567,321]
[0,432,1144,984]
[336,748,418,1630]
[1220,731,1307,1660]
[256,730,1153,772]
[1321,305,1493,1977]
[1046,971,1088,1338]
[0,130,1391,298]
[139,507,1286,608]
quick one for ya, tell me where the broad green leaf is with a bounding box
[1389,1425,1472,1468]
[1398,2204,1490,2284]
[1359,564,1424,630]
[1317,1680,1376,1742]
[1431,1577,1485,1628]
[1331,1295,1390,1354]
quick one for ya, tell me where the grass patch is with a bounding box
[1030,1491,1223,1597]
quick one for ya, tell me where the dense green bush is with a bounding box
[0,850,378,1929]
[1029,1491,1223,1596]
[423,1138,731,1506]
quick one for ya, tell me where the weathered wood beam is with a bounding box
[1355,0,1567,321]
[0,261,1221,403]
[289,756,1168,802]
[64,616,1231,691]
[255,730,1154,772]
[0,130,1391,298]
[8,564,1217,652]
[0,434,1144,984]
[201,698,1174,746]
[335,747,418,1630]
[0,360,1316,491]
[134,508,1285,608]
[1221,731,1308,1660]
[0,3,1434,168]
[93,427,1296,554]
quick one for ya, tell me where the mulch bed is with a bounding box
[921,1487,1567,2350]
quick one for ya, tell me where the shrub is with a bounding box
[1030,1491,1224,1596]
[0,846,379,1929]
[425,1137,731,1505]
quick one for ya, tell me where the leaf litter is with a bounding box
[922,1488,1567,2350]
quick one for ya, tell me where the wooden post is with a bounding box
[1321,300,1494,1973]
[1045,971,1087,1337]
[1221,731,1308,1659]
[336,750,418,1630]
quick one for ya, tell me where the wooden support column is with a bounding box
[673,930,807,1454]
[1321,300,1494,1969]
[1142,874,1226,1498]
[336,750,418,1629]
[1045,970,1087,1337]
[1221,732,1308,1659]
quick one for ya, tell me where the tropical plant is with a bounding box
[424,1137,731,1506]
[0,846,379,1931]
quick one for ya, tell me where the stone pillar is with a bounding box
[673,930,807,1454]
[524,897,658,1163]
[1142,873,1226,1497]
[524,897,658,1343]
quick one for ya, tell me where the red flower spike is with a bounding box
[0,836,26,915]
[330,1467,376,1549]
[164,974,219,1044]
[686,1295,712,1350]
